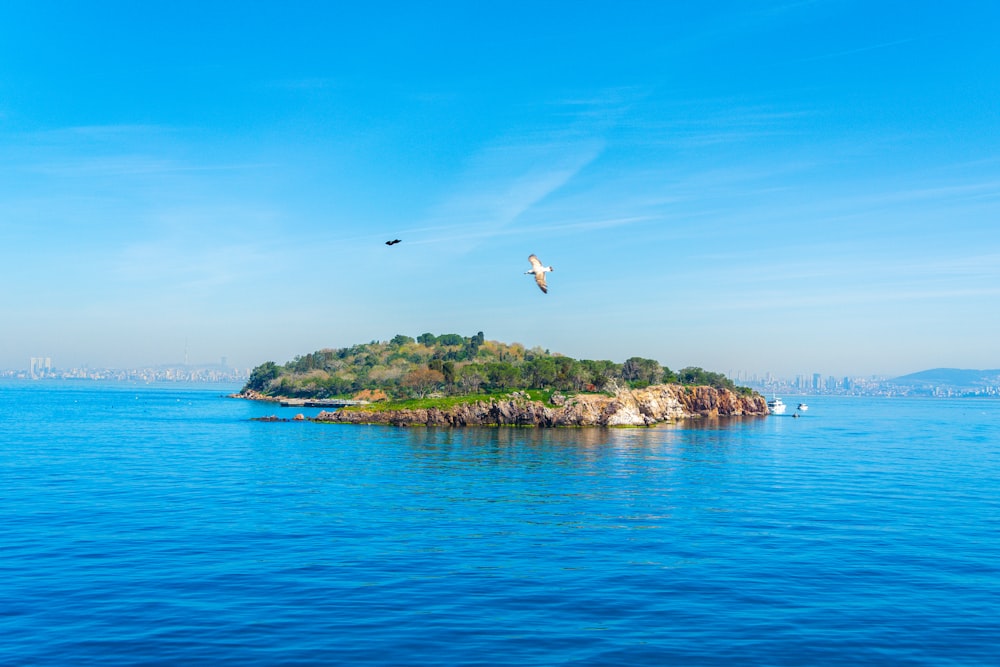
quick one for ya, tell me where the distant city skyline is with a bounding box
[7,359,999,400]
[7,352,998,389]
[2,3,999,377]
[3,357,249,384]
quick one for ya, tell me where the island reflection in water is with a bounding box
[398,415,770,466]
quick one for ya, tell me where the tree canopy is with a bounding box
[241,332,751,399]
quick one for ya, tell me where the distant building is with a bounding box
[29,357,52,379]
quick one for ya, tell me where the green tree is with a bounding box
[622,357,663,387]
[245,361,280,392]
[485,362,521,391]
[524,357,557,388]
[462,331,485,360]
[458,364,487,393]
[553,356,582,390]
[402,367,445,398]
[323,375,355,396]
[677,366,736,390]
[240,334,749,401]
[580,359,620,390]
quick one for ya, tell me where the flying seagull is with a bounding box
[385,239,401,246]
[525,254,553,293]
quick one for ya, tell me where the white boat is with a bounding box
[767,396,786,415]
[797,403,809,412]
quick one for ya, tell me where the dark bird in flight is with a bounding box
[385,239,401,246]
[525,254,553,293]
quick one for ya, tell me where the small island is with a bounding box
[234,332,769,426]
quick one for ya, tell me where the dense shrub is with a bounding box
[241,332,752,399]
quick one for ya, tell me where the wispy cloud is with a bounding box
[798,37,918,63]
[394,214,654,247]
[699,284,1000,313]
[32,124,174,140]
[408,136,606,250]
[5,124,273,177]
[266,77,340,91]
[667,247,1000,315]
[112,205,288,293]
[116,240,270,292]
[606,94,817,153]
[855,180,1000,207]
[29,156,273,177]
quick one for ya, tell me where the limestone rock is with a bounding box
[314,384,767,427]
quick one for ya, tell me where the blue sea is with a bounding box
[1,381,998,665]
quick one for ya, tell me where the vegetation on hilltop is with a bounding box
[242,332,752,400]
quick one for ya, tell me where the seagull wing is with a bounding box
[534,272,548,293]
[528,254,543,271]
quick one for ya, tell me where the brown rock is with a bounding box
[312,384,767,427]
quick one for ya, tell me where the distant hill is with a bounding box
[892,368,1000,388]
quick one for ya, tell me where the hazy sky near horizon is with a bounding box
[2,1,999,378]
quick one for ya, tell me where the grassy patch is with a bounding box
[342,392,513,412]
[524,389,552,403]
[338,388,614,413]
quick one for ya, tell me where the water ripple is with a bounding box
[1,384,999,664]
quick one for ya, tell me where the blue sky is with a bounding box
[2,1,999,377]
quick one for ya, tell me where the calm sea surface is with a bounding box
[1,381,998,665]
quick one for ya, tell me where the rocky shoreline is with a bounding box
[239,385,769,427]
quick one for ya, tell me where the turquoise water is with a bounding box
[1,381,998,665]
